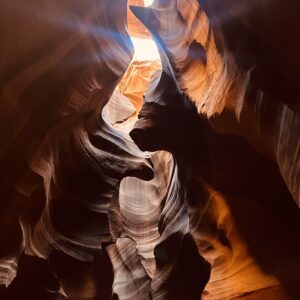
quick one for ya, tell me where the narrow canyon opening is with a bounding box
[103,0,161,127]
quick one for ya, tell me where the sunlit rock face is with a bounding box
[130,0,300,299]
[130,0,300,208]
[131,46,300,299]
[128,0,151,39]
[118,60,161,112]
[0,0,300,299]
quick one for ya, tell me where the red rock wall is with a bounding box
[0,0,299,299]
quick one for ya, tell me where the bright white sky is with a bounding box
[129,0,158,61]
[131,37,160,61]
[144,0,154,6]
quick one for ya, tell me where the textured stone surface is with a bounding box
[131,0,300,298]
[0,0,300,299]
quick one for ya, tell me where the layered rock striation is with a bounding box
[0,0,299,299]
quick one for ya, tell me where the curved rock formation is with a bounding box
[130,7,300,298]
[0,0,153,295]
[0,0,299,299]
[107,102,210,299]
[118,60,161,112]
[130,0,300,207]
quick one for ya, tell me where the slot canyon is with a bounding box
[0,0,299,299]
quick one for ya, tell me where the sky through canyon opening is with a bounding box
[103,0,161,126]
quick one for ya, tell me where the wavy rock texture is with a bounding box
[130,1,300,298]
[106,81,210,299]
[0,0,299,299]
[128,0,151,39]
[131,46,300,299]
[0,1,208,298]
[130,0,300,207]
[0,0,154,297]
[118,60,161,112]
